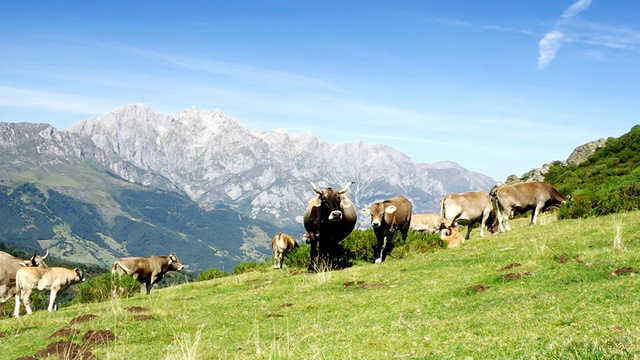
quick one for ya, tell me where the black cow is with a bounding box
[303,181,357,272]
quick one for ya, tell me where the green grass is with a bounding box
[2,211,640,359]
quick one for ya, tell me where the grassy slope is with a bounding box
[2,211,639,359]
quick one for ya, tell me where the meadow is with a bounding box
[2,210,639,359]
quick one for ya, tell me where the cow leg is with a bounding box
[531,203,544,225]
[464,226,471,241]
[22,289,33,315]
[145,281,153,295]
[307,237,318,272]
[13,293,21,317]
[48,289,58,312]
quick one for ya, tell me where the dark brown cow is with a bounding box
[440,191,498,241]
[111,253,183,294]
[361,196,412,263]
[272,233,299,269]
[303,181,357,272]
[490,182,567,232]
[410,213,452,234]
[0,251,48,307]
[14,266,85,317]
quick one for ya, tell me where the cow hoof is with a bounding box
[375,258,382,264]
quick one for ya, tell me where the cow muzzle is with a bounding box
[328,210,343,221]
[371,221,381,228]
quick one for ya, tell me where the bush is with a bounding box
[282,244,310,269]
[198,267,229,281]
[76,273,141,303]
[232,261,267,275]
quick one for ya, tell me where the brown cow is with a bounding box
[112,252,183,294]
[303,181,357,272]
[440,191,498,241]
[14,266,84,316]
[272,233,299,269]
[361,196,412,263]
[490,182,567,232]
[0,251,48,306]
[410,213,452,234]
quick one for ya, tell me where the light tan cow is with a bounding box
[410,213,452,234]
[440,226,464,248]
[272,233,300,269]
[14,266,85,317]
[361,196,413,263]
[112,253,183,295]
[0,251,48,306]
[440,191,498,241]
[490,182,567,232]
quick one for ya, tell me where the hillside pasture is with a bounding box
[2,211,639,359]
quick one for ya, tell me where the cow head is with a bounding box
[74,268,86,282]
[168,252,184,271]
[21,250,49,268]
[308,181,354,222]
[362,202,396,229]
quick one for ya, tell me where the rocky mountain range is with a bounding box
[65,104,496,227]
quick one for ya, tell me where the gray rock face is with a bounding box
[65,105,496,226]
[566,138,610,166]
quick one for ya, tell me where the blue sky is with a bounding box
[1,0,638,181]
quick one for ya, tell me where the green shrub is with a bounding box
[198,267,229,281]
[282,244,310,269]
[232,261,267,275]
[76,273,141,303]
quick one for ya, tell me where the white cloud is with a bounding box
[561,0,592,18]
[537,31,565,70]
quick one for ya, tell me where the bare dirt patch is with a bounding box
[35,340,95,360]
[125,306,149,313]
[500,271,532,280]
[499,263,522,271]
[15,356,37,360]
[133,314,155,321]
[557,256,568,264]
[0,331,6,338]
[611,267,635,276]
[69,314,98,325]
[472,285,489,292]
[343,280,383,289]
[48,327,81,339]
[82,329,115,345]
[281,303,294,307]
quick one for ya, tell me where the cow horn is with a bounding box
[307,181,322,194]
[41,250,49,260]
[338,181,355,194]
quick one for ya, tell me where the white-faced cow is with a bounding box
[303,181,357,272]
[272,233,299,269]
[14,266,84,317]
[440,191,498,241]
[410,213,453,234]
[361,196,412,263]
[0,251,48,308]
[490,182,567,232]
[111,252,183,294]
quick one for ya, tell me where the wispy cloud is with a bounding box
[0,86,121,115]
[537,0,592,70]
[561,0,592,18]
[537,31,565,70]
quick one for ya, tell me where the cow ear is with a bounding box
[75,268,81,276]
[308,197,321,207]
[385,205,397,214]
[360,208,371,216]
[340,199,352,208]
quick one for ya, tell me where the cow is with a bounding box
[272,233,299,269]
[361,196,412,263]
[14,266,85,317]
[111,252,184,295]
[410,213,453,234]
[440,225,464,249]
[0,251,48,307]
[303,181,357,272]
[490,182,567,232]
[440,190,498,241]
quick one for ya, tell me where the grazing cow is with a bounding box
[440,191,498,241]
[361,196,412,263]
[0,251,48,306]
[112,252,184,295]
[272,233,299,269]
[303,181,357,272]
[490,182,567,232]
[440,225,464,248]
[410,213,453,234]
[14,266,84,316]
